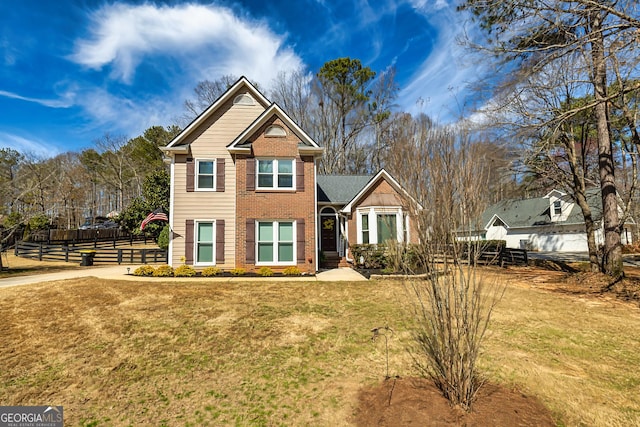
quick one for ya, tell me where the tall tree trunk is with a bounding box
[590,11,623,276]
[575,193,600,272]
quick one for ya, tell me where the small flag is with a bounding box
[140,208,168,231]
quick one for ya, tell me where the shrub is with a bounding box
[157,225,170,250]
[201,266,221,277]
[174,265,197,277]
[153,264,174,277]
[258,266,274,277]
[350,244,389,269]
[133,265,155,276]
[230,268,245,276]
[282,266,301,276]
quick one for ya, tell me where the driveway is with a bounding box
[528,251,640,267]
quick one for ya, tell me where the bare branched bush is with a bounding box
[387,119,506,411]
[405,261,504,410]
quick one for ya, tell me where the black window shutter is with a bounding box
[296,158,304,191]
[246,219,255,263]
[297,219,305,262]
[186,158,195,192]
[216,220,225,263]
[246,158,255,191]
[185,219,194,264]
[216,159,225,192]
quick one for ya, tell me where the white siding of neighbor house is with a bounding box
[169,94,265,268]
[472,222,633,252]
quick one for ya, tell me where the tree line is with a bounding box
[2,2,639,278]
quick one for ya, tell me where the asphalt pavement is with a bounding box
[527,251,640,267]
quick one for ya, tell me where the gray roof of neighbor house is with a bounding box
[317,175,372,205]
[480,188,603,229]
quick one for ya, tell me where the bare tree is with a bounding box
[387,120,503,411]
[460,0,640,276]
[183,75,240,119]
[269,68,313,131]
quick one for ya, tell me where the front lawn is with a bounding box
[0,269,639,426]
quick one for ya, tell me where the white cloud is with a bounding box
[0,89,75,108]
[69,3,303,85]
[398,3,485,122]
[0,131,60,158]
[71,86,179,140]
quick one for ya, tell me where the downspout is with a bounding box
[166,154,175,266]
[314,158,319,273]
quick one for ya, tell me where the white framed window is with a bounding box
[196,159,216,190]
[357,208,404,244]
[361,214,370,244]
[233,93,255,105]
[257,220,295,265]
[195,220,216,265]
[377,214,397,243]
[265,124,287,137]
[256,159,294,190]
[553,200,562,215]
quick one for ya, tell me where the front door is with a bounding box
[320,215,337,252]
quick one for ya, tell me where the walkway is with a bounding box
[0,265,367,289]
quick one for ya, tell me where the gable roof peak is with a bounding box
[227,102,322,155]
[163,76,270,150]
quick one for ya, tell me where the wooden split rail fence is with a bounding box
[15,241,167,265]
[473,247,528,267]
[434,247,528,267]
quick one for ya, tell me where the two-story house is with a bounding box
[162,77,419,273]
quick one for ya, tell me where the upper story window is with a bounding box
[233,93,255,105]
[196,159,216,190]
[265,124,287,137]
[553,200,562,216]
[257,159,294,190]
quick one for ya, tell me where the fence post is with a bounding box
[118,249,122,264]
[142,249,147,264]
[38,244,43,261]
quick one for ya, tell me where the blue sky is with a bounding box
[0,0,481,157]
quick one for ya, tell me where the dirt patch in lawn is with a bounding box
[354,377,555,426]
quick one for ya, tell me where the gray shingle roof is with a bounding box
[317,175,372,205]
[481,188,603,229]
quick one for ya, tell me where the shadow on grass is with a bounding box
[529,258,580,273]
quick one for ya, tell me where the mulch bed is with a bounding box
[353,377,556,426]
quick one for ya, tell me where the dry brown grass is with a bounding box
[0,252,77,278]
[0,265,639,426]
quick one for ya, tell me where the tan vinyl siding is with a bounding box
[170,93,265,268]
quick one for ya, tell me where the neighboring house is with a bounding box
[162,77,418,272]
[465,189,634,252]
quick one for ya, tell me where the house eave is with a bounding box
[298,146,324,156]
[162,145,190,155]
[228,147,252,154]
